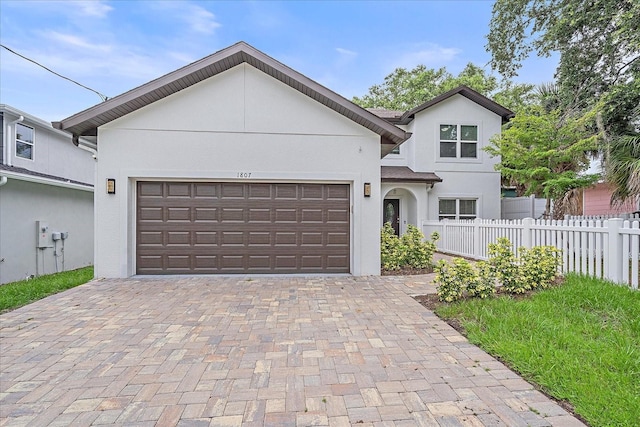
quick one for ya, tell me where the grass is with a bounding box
[435,273,640,427]
[0,267,94,313]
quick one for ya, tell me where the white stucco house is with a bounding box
[0,104,95,284]
[374,86,513,235]
[53,42,511,278]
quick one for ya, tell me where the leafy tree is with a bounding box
[487,0,640,204]
[485,105,599,218]
[353,62,533,113]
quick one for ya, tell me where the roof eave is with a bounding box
[54,42,410,150]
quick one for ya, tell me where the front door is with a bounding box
[383,199,400,236]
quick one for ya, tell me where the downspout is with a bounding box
[5,115,24,167]
[0,176,6,187]
[72,134,98,160]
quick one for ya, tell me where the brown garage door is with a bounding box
[136,182,350,274]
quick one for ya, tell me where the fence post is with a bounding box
[522,217,533,249]
[606,218,623,284]
[530,195,535,218]
[473,218,482,258]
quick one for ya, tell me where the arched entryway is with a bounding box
[382,187,418,235]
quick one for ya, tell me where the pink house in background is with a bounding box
[583,182,638,216]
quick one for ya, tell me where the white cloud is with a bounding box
[148,2,221,35]
[336,47,357,57]
[74,0,113,18]
[184,4,221,35]
[43,31,112,53]
[391,43,461,70]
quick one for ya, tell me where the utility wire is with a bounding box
[1,43,109,102]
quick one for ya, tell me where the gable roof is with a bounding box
[52,42,409,157]
[396,85,514,125]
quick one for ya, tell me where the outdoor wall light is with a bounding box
[364,182,371,197]
[107,178,116,194]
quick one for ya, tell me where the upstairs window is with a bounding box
[16,123,34,160]
[439,198,477,220]
[439,124,477,158]
[390,146,400,155]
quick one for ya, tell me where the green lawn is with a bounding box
[0,267,94,313]
[435,274,640,427]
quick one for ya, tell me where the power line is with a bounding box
[1,44,109,102]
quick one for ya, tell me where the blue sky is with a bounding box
[0,0,558,122]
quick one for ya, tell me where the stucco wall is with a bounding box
[381,94,503,220]
[95,64,382,277]
[0,179,94,284]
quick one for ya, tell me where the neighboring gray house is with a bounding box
[0,105,95,285]
[375,86,513,235]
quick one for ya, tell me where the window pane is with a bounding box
[461,142,477,158]
[390,146,400,155]
[440,124,456,140]
[439,199,456,215]
[16,123,34,143]
[459,199,476,215]
[16,141,33,159]
[440,142,456,157]
[461,125,477,141]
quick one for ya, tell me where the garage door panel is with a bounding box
[194,255,217,269]
[167,208,191,221]
[301,209,323,222]
[138,182,164,197]
[167,232,190,245]
[275,209,297,222]
[193,183,218,198]
[194,232,217,245]
[137,182,350,274]
[221,208,244,222]
[221,183,245,198]
[139,207,163,221]
[194,208,218,221]
[167,182,192,197]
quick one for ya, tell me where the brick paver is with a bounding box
[0,275,584,426]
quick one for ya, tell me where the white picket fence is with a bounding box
[422,218,640,290]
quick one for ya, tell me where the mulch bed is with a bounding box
[381,267,434,276]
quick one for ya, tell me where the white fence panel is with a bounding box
[422,217,639,290]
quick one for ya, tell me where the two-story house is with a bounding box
[53,42,510,278]
[374,86,513,235]
[0,105,95,284]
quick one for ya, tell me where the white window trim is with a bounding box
[438,197,479,220]
[435,122,482,163]
[15,122,35,161]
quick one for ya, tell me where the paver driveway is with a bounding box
[0,275,584,427]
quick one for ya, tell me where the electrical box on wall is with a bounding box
[36,221,53,248]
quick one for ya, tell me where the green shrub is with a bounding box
[381,223,438,271]
[519,245,561,290]
[435,258,473,302]
[381,222,403,271]
[435,258,496,302]
[467,261,497,299]
[401,225,437,269]
[435,238,563,301]
[487,237,524,293]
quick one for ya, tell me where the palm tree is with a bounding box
[605,134,640,209]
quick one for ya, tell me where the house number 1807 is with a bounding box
[237,172,252,178]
